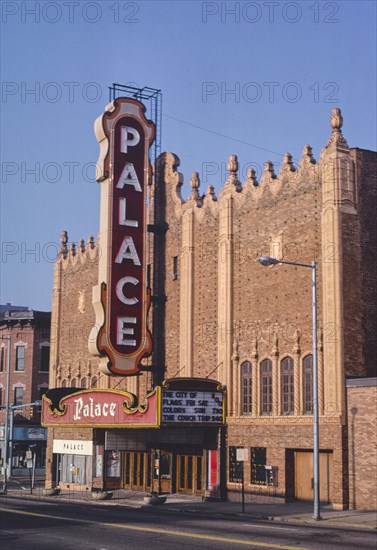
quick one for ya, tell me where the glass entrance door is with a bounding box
[123,452,151,491]
[176,454,203,495]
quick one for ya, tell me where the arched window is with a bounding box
[71,378,76,388]
[91,376,98,388]
[281,356,294,415]
[303,355,313,414]
[81,377,87,389]
[260,359,272,415]
[61,380,67,388]
[241,362,252,415]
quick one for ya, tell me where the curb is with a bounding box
[1,492,376,531]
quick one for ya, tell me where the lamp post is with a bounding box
[1,335,11,493]
[258,255,321,521]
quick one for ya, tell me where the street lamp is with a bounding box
[258,255,321,521]
[1,335,11,493]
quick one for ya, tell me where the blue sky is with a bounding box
[1,0,376,311]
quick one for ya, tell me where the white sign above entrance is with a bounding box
[162,390,224,424]
[53,439,93,456]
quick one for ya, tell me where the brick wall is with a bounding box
[347,379,377,510]
[351,149,377,377]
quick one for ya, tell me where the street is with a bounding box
[1,498,376,550]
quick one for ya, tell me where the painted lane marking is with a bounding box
[242,524,299,532]
[0,508,309,550]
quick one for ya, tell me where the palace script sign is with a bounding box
[89,98,154,375]
[42,389,160,428]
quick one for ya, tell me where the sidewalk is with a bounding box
[1,485,376,531]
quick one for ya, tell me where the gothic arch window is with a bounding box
[61,380,67,388]
[91,376,98,388]
[303,354,313,414]
[240,361,252,415]
[260,359,272,415]
[81,377,87,389]
[281,356,294,415]
[71,378,77,388]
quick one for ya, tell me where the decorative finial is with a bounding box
[70,242,76,256]
[228,154,238,174]
[301,145,316,165]
[60,230,68,257]
[206,185,217,200]
[88,236,95,249]
[79,238,85,253]
[244,167,258,186]
[264,161,277,179]
[226,154,242,191]
[279,153,296,178]
[190,171,200,200]
[325,108,348,150]
[283,153,294,169]
[330,108,343,133]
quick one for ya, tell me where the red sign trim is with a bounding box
[42,388,160,428]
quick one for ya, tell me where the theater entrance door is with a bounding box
[176,454,203,495]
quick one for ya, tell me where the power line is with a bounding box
[163,113,299,161]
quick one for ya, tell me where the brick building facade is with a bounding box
[0,309,50,471]
[44,103,376,510]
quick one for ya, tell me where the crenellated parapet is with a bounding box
[57,230,98,270]
[161,143,320,223]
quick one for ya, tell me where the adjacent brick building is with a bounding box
[0,308,50,470]
[44,103,376,510]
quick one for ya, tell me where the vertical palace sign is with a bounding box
[89,98,155,375]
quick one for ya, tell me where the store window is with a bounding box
[241,361,252,415]
[106,451,121,478]
[59,454,92,485]
[250,447,267,485]
[260,359,272,415]
[16,346,25,371]
[229,446,242,483]
[303,355,313,414]
[281,356,294,415]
